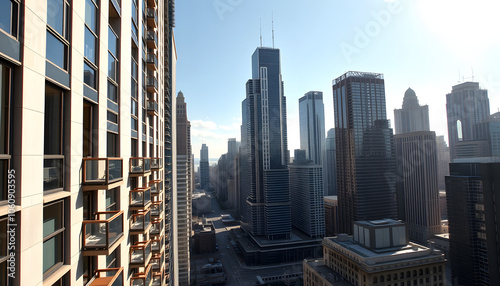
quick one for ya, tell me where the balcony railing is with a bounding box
[146,53,158,71]
[130,240,152,268]
[89,267,124,286]
[147,8,158,29]
[146,30,157,49]
[149,180,161,195]
[151,235,164,253]
[151,158,162,170]
[130,209,151,234]
[129,157,151,176]
[146,76,158,93]
[147,100,159,116]
[83,211,124,255]
[131,264,152,286]
[150,200,163,217]
[151,270,163,286]
[130,187,152,210]
[83,158,123,190]
[149,218,163,235]
[150,252,164,271]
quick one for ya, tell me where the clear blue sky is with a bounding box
[174,0,500,160]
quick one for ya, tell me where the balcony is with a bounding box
[151,269,163,286]
[130,209,151,235]
[151,235,164,253]
[89,267,124,286]
[130,240,152,268]
[131,264,152,286]
[146,76,158,93]
[147,100,159,116]
[129,157,151,177]
[149,180,161,195]
[82,158,123,190]
[147,8,158,29]
[147,0,156,8]
[151,158,162,170]
[149,218,163,235]
[83,211,124,256]
[146,30,157,49]
[146,53,158,71]
[150,252,164,271]
[130,187,152,210]
[150,200,163,217]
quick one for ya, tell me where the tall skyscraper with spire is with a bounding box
[394,88,441,244]
[333,71,397,234]
[241,47,291,240]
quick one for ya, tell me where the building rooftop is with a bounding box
[333,71,384,84]
[304,259,354,286]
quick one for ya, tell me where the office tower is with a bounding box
[200,144,210,190]
[215,139,239,207]
[227,138,238,159]
[303,219,446,286]
[0,0,175,285]
[175,91,192,285]
[446,82,490,160]
[394,88,430,134]
[289,150,325,238]
[332,71,397,234]
[436,135,450,191]
[446,162,500,286]
[325,128,337,196]
[240,47,291,240]
[299,91,326,164]
[324,196,339,236]
[394,89,441,244]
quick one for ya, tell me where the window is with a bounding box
[105,188,118,211]
[107,132,118,157]
[106,248,119,268]
[44,84,65,192]
[84,0,98,89]
[107,80,117,102]
[82,256,96,285]
[83,101,97,157]
[108,26,119,83]
[43,200,65,276]
[0,217,8,283]
[46,0,70,70]
[0,0,19,37]
[0,63,11,201]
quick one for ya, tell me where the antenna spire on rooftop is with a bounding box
[272,12,275,48]
[260,18,262,47]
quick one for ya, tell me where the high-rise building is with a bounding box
[394,89,441,244]
[240,47,291,240]
[332,71,397,234]
[394,88,430,134]
[299,91,326,164]
[199,144,210,191]
[227,138,239,159]
[175,91,192,285]
[325,128,337,196]
[324,196,339,236]
[303,219,446,286]
[436,135,450,191]
[289,150,325,238]
[0,0,176,285]
[446,161,500,286]
[446,82,490,160]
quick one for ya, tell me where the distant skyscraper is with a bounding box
[394,89,441,244]
[436,135,450,190]
[299,91,326,164]
[227,138,238,159]
[446,82,490,160]
[200,143,210,190]
[394,87,430,134]
[240,47,291,240]
[446,161,500,286]
[289,150,325,238]
[325,128,337,196]
[176,91,192,285]
[333,71,397,234]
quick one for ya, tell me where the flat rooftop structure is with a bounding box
[333,71,384,84]
[304,259,354,286]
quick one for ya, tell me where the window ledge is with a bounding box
[43,264,71,286]
[43,190,71,204]
[0,203,21,216]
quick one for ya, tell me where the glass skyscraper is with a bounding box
[333,71,397,234]
[299,91,325,165]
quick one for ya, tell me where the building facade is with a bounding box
[299,91,325,165]
[199,143,209,191]
[240,47,291,240]
[332,71,397,234]
[446,82,490,160]
[0,0,176,285]
[394,88,430,134]
[324,196,339,237]
[325,128,337,196]
[446,161,500,286]
[175,91,191,285]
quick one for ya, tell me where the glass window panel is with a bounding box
[0,218,6,257]
[84,0,97,32]
[46,31,66,70]
[47,0,64,36]
[107,81,117,102]
[0,160,7,201]
[131,117,137,131]
[108,27,118,56]
[83,62,96,89]
[43,158,63,191]
[108,53,116,81]
[84,27,96,64]
[44,85,62,155]
[43,233,63,273]
[0,0,12,34]
[131,1,137,25]
[43,201,63,237]
[0,64,10,154]
[107,111,118,124]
